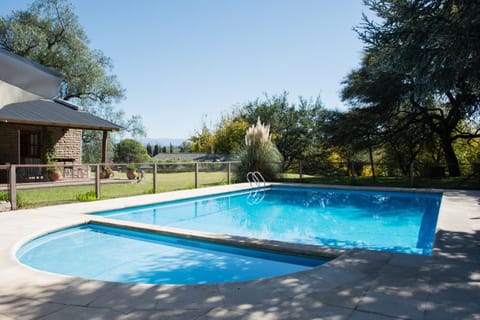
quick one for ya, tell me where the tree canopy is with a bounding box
[0,0,146,160]
[113,139,150,163]
[340,0,480,176]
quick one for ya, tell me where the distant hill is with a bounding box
[140,137,186,146]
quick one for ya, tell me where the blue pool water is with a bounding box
[96,186,442,255]
[17,224,326,284]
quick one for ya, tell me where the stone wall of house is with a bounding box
[52,128,82,163]
[0,124,82,164]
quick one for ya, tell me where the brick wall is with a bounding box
[0,124,82,164]
[51,128,82,163]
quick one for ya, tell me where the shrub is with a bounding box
[0,191,29,208]
[114,139,150,163]
[237,118,283,181]
[126,164,137,171]
[75,191,99,201]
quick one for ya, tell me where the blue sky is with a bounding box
[1,1,370,139]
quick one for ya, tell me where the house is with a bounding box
[0,49,121,171]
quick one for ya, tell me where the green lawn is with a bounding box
[280,173,480,189]
[16,171,229,208]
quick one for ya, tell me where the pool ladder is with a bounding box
[246,171,266,204]
[246,171,266,188]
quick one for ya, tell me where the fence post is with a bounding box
[95,164,101,199]
[227,162,231,184]
[153,163,158,193]
[350,162,355,185]
[299,160,303,183]
[8,165,16,210]
[409,162,415,187]
[195,162,199,189]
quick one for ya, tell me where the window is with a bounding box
[20,132,41,158]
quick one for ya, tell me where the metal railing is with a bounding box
[246,171,266,188]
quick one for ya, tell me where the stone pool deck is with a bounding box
[0,184,479,320]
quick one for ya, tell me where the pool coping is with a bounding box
[1,183,479,319]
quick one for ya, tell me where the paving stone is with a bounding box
[348,310,403,320]
[387,252,432,268]
[118,308,212,320]
[39,305,124,320]
[305,285,367,309]
[326,250,390,275]
[154,284,224,310]
[424,302,480,320]
[370,265,432,300]
[305,265,369,289]
[428,281,480,305]
[44,279,119,306]
[199,302,353,320]
[357,292,426,320]
[88,283,162,312]
[0,295,66,320]
[219,279,291,307]
[428,259,480,284]
[89,282,223,312]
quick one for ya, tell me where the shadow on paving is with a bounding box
[1,231,479,319]
[425,229,480,320]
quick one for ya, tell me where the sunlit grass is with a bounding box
[16,171,229,208]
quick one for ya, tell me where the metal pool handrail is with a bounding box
[246,171,266,188]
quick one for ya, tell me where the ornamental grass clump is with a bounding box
[237,118,283,181]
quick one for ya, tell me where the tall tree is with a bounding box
[324,106,383,178]
[213,116,249,154]
[146,143,153,157]
[344,0,480,176]
[190,125,215,153]
[0,0,146,160]
[239,92,326,170]
[113,139,150,163]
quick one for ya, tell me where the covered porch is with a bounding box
[0,99,121,182]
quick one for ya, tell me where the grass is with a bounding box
[280,173,480,189]
[16,171,229,208]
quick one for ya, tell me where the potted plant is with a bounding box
[47,166,62,181]
[126,164,138,180]
[100,167,113,179]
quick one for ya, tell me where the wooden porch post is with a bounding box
[101,130,108,164]
[9,165,16,210]
[41,127,48,164]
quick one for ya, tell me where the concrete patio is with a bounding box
[0,184,479,320]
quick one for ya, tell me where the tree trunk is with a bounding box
[442,139,461,177]
[368,146,376,180]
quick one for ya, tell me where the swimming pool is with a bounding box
[17,224,326,284]
[96,186,442,255]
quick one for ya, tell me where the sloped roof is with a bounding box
[0,48,63,107]
[0,99,121,131]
